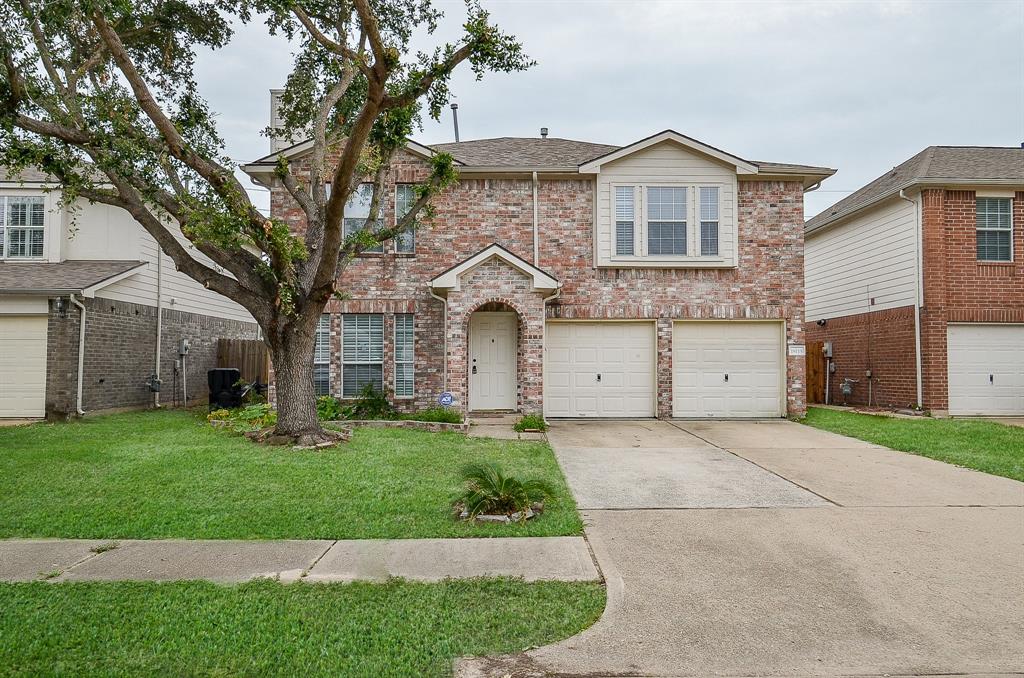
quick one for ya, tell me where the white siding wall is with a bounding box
[805,197,918,321]
[63,199,254,323]
[595,140,738,268]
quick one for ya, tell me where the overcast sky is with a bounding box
[194,0,1024,218]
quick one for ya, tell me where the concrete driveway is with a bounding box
[459,419,1024,678]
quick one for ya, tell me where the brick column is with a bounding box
[919,189,949,412]
[656,317,673,418]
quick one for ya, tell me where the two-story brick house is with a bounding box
[244,126,834,419]
[805,146,1024,416]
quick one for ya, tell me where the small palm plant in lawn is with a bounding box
[455,462,555,523]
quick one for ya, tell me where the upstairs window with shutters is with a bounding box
[976,197,1012,262]
[646,186,687,255]
[614,186,635,255]
[0,196,45,259]
[700,186,720,256]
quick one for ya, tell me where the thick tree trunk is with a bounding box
[266,319,326,440]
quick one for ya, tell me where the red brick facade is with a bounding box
[807,189,1024,413]
[270,149,808,418]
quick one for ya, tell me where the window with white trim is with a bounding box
[699,186,720,256]
[313,314,331,396]
[395,184,416,253]
[394,313,414,398]
[976,197,1012,262]
[342,183,383,253]
[614,186,635,255]
[646,186,686,255]
[342,314,384,397]
[0,196,45,259]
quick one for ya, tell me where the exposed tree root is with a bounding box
[245,426,351,449]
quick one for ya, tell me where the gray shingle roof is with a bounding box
[0,260,144,294]
[429,137,620,167]
[0,167,54,183]
[806,146,1024,233]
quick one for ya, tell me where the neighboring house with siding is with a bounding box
[244,105,835,420]
[0,169,259,419]
[805,146,1024,415]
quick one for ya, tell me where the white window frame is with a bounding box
[976,196,1013,262]
[394,184,416,254]
[0,195,46,260]
[341,313,384,398]
[313,314,332,397]
[608,183,726,262]
[394,313,414,399]
[340,182,383,254]
[699,186,720,256]
[614,185,636,256]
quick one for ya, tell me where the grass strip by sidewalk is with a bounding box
[0,578,604,677]
[803,407,1024,482]
[0,409,582,540]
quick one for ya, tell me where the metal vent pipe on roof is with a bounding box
[540,127,548,139]
[450,103,459,142]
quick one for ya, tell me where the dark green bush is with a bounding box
[340,384,398,420]
[317,395,342,421]
[455,462,554,519]
[513,413,548,432]
[404,407,462,424]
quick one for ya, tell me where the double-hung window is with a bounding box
[646,187,687,255]
[342,314,384,397]
[313,314,331,396]
[394,184,416,253]
[976,197,1012,262]
[394,314,414,398]
[614,186,635,255]
[699,186,720,256]
[342,183,383,253]
[0,196,45,259]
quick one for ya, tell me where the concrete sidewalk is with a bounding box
[0,536,599,584]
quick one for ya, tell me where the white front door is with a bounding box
[544,321,656,417]
[0,315,48,418]
[673,321,784,418]
[947,324,1024,416]
[469,312,517,411]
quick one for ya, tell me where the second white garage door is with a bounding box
[544,321,655,417]
[0,315,48,418]
[947,324,1024,416]
[673,321,784,418]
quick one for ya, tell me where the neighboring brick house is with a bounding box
[0,169,259,419]
[805,146,1024,416]
[244,126,834,419]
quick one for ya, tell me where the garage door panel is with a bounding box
[0,315,48,418]
[673,321,783,418]
[948,325,1024,416]
[545,321,655,418]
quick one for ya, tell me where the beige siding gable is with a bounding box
[805,197,918,321]
[594,140,738,268]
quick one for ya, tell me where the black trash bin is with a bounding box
[208,368,242,410]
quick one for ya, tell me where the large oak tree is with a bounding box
[0,0,530,443]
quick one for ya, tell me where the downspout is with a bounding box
[532,171,539,265]
[899,188,924,409]
[428,288,448,390]
[154,253,163,408]
[69,294,87,416]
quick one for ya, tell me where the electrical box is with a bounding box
[823,341,833,358]
[178,338,190,356]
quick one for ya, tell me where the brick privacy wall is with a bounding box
[918,189,1024,411]
[804,305,918,408]
[45,297,259,417]
[272,150,807,417]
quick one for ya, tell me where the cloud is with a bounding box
[194,0,1024,218]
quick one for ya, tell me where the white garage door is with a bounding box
[673,321,784,418]
[947,324,1024,416]
[544,321,655,417]
[0,315,48,418]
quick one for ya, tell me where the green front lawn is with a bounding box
[0,410,582,539]
[803,407,1024,482]
[0,578,604,677]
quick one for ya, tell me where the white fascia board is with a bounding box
[80,262,148,298]
[429,244,559,293]
[578,130,759,175]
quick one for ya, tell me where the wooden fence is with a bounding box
[805,340,826,404]
[216,338,270,385]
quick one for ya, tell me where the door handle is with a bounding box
[596,373,601,382]
[990,374,994,384]
[724,373,729,382]
[472,365,477,375]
